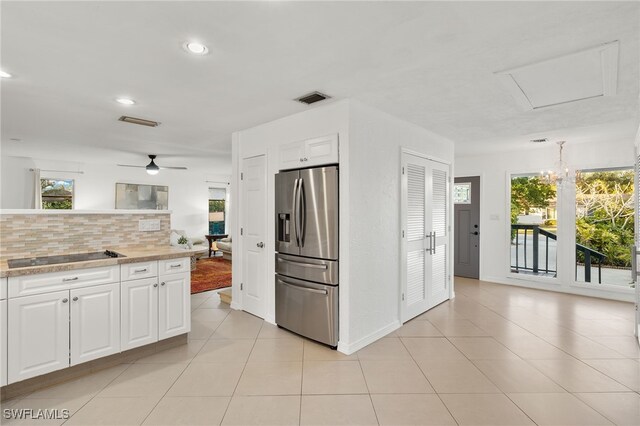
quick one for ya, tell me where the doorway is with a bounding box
[454,176,480,279]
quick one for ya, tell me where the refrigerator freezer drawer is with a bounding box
[275,253,338,285]
[275,275,338,347]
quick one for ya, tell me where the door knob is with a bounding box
[72,297,78,302]
[62,298,68,303]
[257,242,264,248]
[470,231,479,235]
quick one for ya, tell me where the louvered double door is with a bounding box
[402,153,450,322]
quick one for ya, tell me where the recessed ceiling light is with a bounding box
[0,70,13,78]
[116,98,136,105]
[185,42,208,55]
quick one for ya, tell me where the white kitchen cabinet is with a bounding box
[121,277,158,351]
[278,134,338,170]
[71,283,120,366]
[158,273,190,340]
[158,258,189,276]
[8,291,70,383]
[1,299,7,387]
[8,265,120,298]
[121,261,158,282]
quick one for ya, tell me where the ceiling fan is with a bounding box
[117,155,187,175]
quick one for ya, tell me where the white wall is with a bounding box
[346,100,454,352]
[455,137,635,301]
[0,155,229,238]
[232,98,455,354]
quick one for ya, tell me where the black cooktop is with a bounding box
[8,250,125,269]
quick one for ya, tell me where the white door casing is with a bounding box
[401,151,451,322]
[241,155,268,318]
[71,283,120,366]
[8,290,70,383]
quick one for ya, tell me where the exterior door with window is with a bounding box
[401,152,451,322]
[454,177,480,279]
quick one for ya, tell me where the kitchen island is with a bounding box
[0,246,203,400]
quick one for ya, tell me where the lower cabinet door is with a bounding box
[158,273,191,340]
[71,283,120,366]
[8,291,70,384]
[121,278,158,351]
[1,300,7,387]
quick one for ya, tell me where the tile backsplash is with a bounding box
[0,212,170,260]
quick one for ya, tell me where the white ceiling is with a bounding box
[1,1,638,170]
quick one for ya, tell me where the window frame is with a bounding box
[40,177,75,210]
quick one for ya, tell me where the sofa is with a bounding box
[170,229,207,258]
[216,237,232,261]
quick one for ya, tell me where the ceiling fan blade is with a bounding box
[159,166,188,170]
[117,164,146,168]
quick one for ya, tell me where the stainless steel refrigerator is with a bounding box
[275,165,339,348]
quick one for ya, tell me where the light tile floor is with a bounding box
[3,277,640,425]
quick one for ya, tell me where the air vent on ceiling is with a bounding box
[118,116,160,127]
[295,91,331,105]
[530,138,548,143]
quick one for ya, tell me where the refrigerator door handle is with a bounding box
[280,280,328,295]
[300,178,306,247]
[277,257,328,269]
[293,178,300,247]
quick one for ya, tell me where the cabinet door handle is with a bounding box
[62,277,79,282]
[134,268,148,273]
[161,282,166,286]
[304,157,308,161]
[73,297,78,302]
[153,283,158,288]
[62,298,69,303]
[170,264,181,268]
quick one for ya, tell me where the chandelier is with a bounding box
[540,141,574,186]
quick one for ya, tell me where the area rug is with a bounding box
[191,257,232,294]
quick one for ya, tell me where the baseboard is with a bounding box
[230,301,242,310]
[264,316,276,325]
[337,320,401,355]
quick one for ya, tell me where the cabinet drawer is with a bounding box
[8,266,120,298]
[1,277,7,300]
[121,261,158,282]
[159,258,189,276]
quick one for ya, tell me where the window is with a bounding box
[41,179,74,209]
[208,187,226,235]
[575,168,634,287]
[453,182,472,204]
[510,174,557,277]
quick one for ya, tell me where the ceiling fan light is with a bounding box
[146,158,160,175]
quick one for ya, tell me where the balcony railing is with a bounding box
[511,224,606,284]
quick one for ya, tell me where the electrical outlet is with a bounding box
[139,219,161,231]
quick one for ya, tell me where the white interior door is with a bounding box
[401,152,451,322]
[401,153,429,322]
[428,162,450,309]
[241,155,267,318]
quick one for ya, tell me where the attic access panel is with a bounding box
[496,41,619,110]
